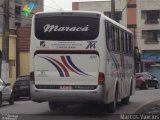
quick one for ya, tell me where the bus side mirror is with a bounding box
[134,47,141,62]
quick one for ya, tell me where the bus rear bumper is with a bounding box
[30,84,105,103]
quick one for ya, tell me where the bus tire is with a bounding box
[9,93,14,105]
[121,81,132,105]
[121,96,130,105]
[48,101,57,111]
[107,86,118,113]
[0,93,2,107]
[48,101,68,111]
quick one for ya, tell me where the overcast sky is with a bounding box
[44,0,105,11]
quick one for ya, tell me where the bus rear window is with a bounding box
[35,15,100,41]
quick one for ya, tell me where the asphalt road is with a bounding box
[0,89,160,120]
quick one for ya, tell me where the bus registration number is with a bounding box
[59,86,72,90]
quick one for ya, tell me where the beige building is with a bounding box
[136,0,160,80]
[0,0,43,85]
[0,31,17,86]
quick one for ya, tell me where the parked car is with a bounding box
[135,72,159,89]
[135,75,148,90]
[0,78,14,106]
[13,75,30,100]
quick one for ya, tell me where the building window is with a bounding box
[142,30,159,44]
[15,5,21,20]
[15,22,21,28]
[142,10,159,24]
[127,4,136,8]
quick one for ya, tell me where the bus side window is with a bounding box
[105,22,112,50]
[125,32,129,54]
[117,28,120,51]
[123,32,126,53]
[121,30,124,53]
[128,34,133,54]
[111,25,115,50]
[114,27,118,51]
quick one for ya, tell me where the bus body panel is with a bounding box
[34,53,99,86]
[30,11,135,106]
[31,84,105,103]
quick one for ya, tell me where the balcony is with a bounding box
[142,10,160,25]
[145,20,159,24]
[142,30,160,44]
[144,40,159,44]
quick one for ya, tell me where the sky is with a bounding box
[44,0,105,11]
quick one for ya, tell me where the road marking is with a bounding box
[132,100,160,114]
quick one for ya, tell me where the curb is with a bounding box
[133,100,160,114]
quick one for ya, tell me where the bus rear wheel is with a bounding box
[121,96,130,105]
[107,88,118,113]
[48,101,55,111]
[48,101,68,111]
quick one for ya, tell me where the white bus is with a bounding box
[30,11,135,113]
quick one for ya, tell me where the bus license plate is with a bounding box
[59,86,72,90]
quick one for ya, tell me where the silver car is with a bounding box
[0,78,14,106]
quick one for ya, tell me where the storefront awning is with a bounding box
[142,52,160,63]
[151,64,160,67]
[141,60,156,65]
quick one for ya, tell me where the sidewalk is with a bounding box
[135,100,160,114]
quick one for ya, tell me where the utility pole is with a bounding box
[1,0,9,83]
[111,0,115,20]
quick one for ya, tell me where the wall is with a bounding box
[17,26,31,77]
[19,52,29,76]
[137,0,160,51]
[0,34,17,86]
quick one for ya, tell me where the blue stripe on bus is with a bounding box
[41,57,64,77]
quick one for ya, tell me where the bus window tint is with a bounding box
[117,28,120,51]
[121,31,124,52]
[128,34,133,54]
[111,26,115,50]
[105,22,112,50]
[35,16,100,41]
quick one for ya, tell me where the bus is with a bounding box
[30,11,135,113]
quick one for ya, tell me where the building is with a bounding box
[72,0,160,79]
[17,26,30,77]
[0,0,43,85]
[0,0,43,32]
[137,0,160,79]
[0,30,17,86]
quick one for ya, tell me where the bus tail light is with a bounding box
[30,71,35,82]
[98,72,105,85]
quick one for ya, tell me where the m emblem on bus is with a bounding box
[40,41,45,47]
[86,41,97,49]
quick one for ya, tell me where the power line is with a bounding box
[122,0,131,13]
